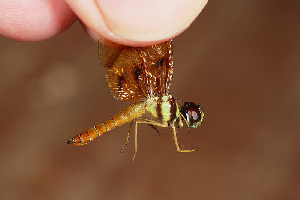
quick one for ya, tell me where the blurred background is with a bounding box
[1,1,300,199]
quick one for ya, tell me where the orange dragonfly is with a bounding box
[66,37,204,159]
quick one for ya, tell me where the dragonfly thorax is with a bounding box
[146,95,181,125]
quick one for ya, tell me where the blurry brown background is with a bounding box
[1,1,300,200]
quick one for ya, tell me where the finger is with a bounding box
[65,0,208,46]
[0,0,77,41]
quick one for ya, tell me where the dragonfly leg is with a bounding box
[148,124,161,136]
[132,119,168,162]
[120,120,134,153]
[172,125,198,153]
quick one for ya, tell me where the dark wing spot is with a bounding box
[156,58,165,68]
[118,74,125,91]
[134,67,142,81]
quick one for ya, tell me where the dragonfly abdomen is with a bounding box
[66,102,146,146]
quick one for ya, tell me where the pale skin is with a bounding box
[0,0,208,46]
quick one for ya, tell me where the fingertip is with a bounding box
[84,25,174,47]
[96,0,207,42]
[66,0,208,46]
[0,0,77,42]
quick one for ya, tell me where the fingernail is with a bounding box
[96,0,208,41]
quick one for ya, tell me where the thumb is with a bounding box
[65,0,208,46]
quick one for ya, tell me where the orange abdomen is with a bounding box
[66,102,145,146]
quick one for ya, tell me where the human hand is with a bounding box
[0,0,207,46]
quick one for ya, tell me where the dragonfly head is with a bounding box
[180,102,204,129]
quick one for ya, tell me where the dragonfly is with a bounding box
[66,37,205,159]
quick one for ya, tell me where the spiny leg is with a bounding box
[172,125,197,153]
[179,112,191,134]
[132,118,168,162]
[120,120,134,153]
[148,124,161,136]
[132,120,138,162]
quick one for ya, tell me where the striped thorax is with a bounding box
[146,95,182,126]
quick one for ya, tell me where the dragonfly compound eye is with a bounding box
[180,102,204,128]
